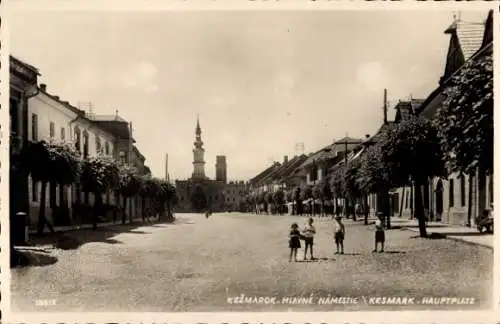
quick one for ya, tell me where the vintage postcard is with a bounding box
[1,1,497,323]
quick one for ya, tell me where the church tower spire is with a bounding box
[192,115,206,180]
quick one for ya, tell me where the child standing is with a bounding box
[289,223,301,262]
[302,218,316,260]
[333,216,345,254]
[373,212,385,253]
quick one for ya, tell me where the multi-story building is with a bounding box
[11,56,151,227]
[395,11,493,226]
[175,117,247,212]
[26,83,118,225]
[10,56,40,243]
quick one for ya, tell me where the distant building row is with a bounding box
[249,11,494,227]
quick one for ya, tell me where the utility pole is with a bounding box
[383,88,388,125]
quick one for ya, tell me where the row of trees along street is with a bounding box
[245,51,493,239]
[16,139,178,234]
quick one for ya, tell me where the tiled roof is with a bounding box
[334,137,364,145]
[271,155,308,182]
[91,114,128,122]
[364,122,395,145]
[455,21,485,61]
[394,99,424,123]
[249,162,281,185]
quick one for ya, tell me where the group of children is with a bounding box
[288,213,386,262]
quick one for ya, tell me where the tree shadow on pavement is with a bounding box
[26,223,152,251]
[12,249,58,268]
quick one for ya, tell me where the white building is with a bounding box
[27,83,118,226]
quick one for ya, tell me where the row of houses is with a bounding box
[248,10,493,227]
[10,55,151,228]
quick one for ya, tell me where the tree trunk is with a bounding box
[122,196,127,225]
[414,179,428,237]
[93,192,103,230]
[410,184,414,220]
[352,197,357,221]
[141,196,146,223]
[478,166,487,221]
[364,194,369,225]
[37,181,55,234]
[467,172,474,227]
[399,186,406,218]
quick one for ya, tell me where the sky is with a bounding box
[9,9,489,181]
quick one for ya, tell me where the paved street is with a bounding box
[11,213,492,312]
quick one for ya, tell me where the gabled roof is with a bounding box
[334,137,364,145]
[394,99,425,123]
[91,117,136,143]
[298,137,364,170]
[417,11,492,120]
[447,20,485,62]
[363,122,395,145]
[264,154,308,183]
[249,162,281,185]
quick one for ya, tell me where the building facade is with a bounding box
[10,56,151,228]
[175,118,247,213]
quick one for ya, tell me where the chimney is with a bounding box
[383,88,388,124]
[284,155,288,164]
[40,84,47,92]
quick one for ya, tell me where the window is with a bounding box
[61,127,66,141]
[83,131,89,158]
[31,113,38,141]
[74,127,81,153]
[95,137,102,154]
[449,179,455,208]
[460,175,466,207]
[31,179,38,202]
[105,142,110,155]
[49,122,55,139]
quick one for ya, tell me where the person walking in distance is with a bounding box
[302,217,316,260]
[333,215,345,255]
[288,223,301,262]
[373,212,385,253]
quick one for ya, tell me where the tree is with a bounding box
[273,189,285,215]
[357,142,393,228]
[118,165,143,224]
[301,185,313,215]
[343,159,362,221]
[436,53,493,219]
[139,175,155,222]
[292,186,302,216]
[20,140,81,234]
[80,156,120,229]
[380,117,446,237]
[330,167,343,216]
[153,179,176,221]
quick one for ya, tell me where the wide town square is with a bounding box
[7,8,493,313]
